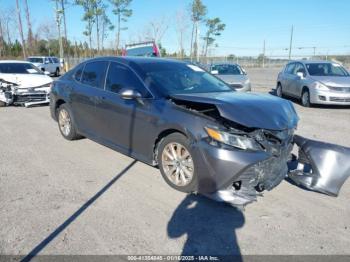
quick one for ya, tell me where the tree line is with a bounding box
[0,0,225,61]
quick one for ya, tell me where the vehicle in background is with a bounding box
[0,61,52,107]
[277,60,350,107]
[27,56,61,76]
[210,63,251,92]
[122,41,160,57]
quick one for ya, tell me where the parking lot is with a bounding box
[1,69,350,257]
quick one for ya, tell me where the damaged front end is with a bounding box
[0,78,50,107]
[170,93,350,208]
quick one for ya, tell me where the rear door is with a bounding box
[70,61,108,137]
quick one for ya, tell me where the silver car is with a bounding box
[210,63,251,92]
[277,60,350,107]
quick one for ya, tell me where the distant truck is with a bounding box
[27,56,62,76]
[122,41,160,57]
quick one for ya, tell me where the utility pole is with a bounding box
[262,39,266,68]
[54,0,64,60]
[288,25,293,60]
[313,46,316,57]
[16,0,27,58]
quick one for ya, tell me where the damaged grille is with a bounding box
[13,93,48,103]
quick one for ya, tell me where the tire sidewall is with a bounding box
[301,90,311,107]
[157,133,198,193]
[57,104,77,140]
[276,83,283,97]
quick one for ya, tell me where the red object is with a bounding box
[152,43,160,57]
[121,48,126,56]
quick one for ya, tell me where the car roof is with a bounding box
[211,63,239,66]
[85,56,187,65]
[0,60,32,64]
[288,60,338,64]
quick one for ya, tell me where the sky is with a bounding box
[1,0,350,57]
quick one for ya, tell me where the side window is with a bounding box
[285,63,295,74]
[293,63,306,75]
[48,58,54,64]
[81,61,108,89]
[105,62,150,97]
[73,63,85,82]
[52,58,59,63]
[44,57,50,64]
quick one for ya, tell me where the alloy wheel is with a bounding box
[161,142,194,187]
[58,109,71,136]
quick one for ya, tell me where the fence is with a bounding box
[63,54,350,71]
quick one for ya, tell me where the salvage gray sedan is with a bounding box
[210,63,251,92]
[277,60,350,106]
[50,57,350,207]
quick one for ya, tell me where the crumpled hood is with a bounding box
[0,73,52,89]
[310,76,350,87]
[170,92,299,130]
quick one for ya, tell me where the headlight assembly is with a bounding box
[205,127,263,151]
[313,82,329,91]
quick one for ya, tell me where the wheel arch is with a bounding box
[153,128,189,165]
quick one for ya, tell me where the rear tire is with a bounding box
[55,68,60,77]
[157,133,198,193]
[301,89,311,107]
[276,83,283,98]
[57,104,80,140]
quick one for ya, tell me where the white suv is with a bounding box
[27,56,62,76]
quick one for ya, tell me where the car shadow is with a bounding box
[167,194,244,260]
[21,160,137,262]
[270,88,350,109]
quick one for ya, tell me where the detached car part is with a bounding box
[288,135,350,196]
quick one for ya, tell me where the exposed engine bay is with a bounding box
[171,97,350,207]
[0,78,50,107]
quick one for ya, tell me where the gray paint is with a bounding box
[288,135,350,196]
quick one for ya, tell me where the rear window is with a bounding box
[81,61,108,88]
[27,57,44,63]
[211,64,243,75]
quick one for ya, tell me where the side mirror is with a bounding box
[242,68,247,75]
[44,71,50,75]
[211,70,219,75]
[119,88,142,100]
[296,72,304,79]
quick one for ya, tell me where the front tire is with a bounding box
[157,133,197,193]
[55,68,60,77]
[301,89,311,107]
[57,104,80,140]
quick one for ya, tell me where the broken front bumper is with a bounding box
[194,140,293,207]
[195,135,350,207]
[288,135,350,197]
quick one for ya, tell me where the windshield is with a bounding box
[143,62,233,95]
[306,63,349,77]
[127,46,158,57]
[0,63,43,74]
[27,57,44,63]
[211,64,244,75]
